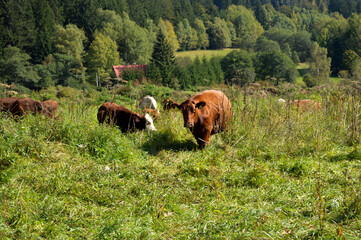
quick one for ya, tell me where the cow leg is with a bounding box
[196,129,212,148]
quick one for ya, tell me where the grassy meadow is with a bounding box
[1,83,361,239]
[175,48,236,61]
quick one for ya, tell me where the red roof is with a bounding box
[113,64,148,78]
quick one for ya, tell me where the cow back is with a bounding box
[191,90,232,131]
[0,97,19,112]
[11,98,43,116]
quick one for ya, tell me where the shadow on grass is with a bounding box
[142,129,197,155]
[329,150,361,162]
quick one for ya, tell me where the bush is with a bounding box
[56,86,82,98]
[303,74,318,88]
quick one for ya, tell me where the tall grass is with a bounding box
[1,84,361,239]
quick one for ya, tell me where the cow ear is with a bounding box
[171,103,181,109]
[195,101,206,109]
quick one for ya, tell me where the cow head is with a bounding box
[179,100,206,128]
[144,113,156,131]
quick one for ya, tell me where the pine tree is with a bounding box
[32,0,55,63]
[149,30,175,86]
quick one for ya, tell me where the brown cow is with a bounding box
[10,98,44,117]
[97,102,156,132]
[162,98,180,111]
[0,97,20,113]
[97,102,119,125]
[292,99,321,111]
[42,100,58,118]
[176,90,232,148]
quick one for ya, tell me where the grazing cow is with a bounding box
[142,108,160,121]
[10,98,44,117]
[42,100,58,118]
[162,98,180,111]
[176,90,232,148]
[139,96,158,110]
[97,102,156,132]
[292,99,322,111]
[97,102,119,125]
[0,97,19,113]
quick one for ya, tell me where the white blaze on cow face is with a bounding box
[145,113,156,131]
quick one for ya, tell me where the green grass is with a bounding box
[175,48,237,60]
[1,84,361,239]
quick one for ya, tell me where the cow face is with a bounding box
[144,113,156,131]
[180,100,206,128]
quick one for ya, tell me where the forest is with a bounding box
[1,0,361,91]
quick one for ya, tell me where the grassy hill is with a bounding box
[175,48,237,60]
[1,84,361,239]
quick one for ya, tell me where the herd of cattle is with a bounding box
[0,90,322,148]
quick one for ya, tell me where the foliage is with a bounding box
[0,46,40,89]
[2,0,361,90]
[176,19,197,51]
[52,24,87,62]
[86,32,120,83]
[207,17,232,49]
[307,42,331,85]
[158,19,179,52]
[221,50,255,86]
[43,53,85,88]
[32,0,54,63]
[149,30,175,86]
[254,49,298,84]
[263,4,297,31]
[194,18,209,50]
[98,10,154,64]
[224,5,264,48]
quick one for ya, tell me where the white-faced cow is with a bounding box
[97,102,156,132]
[176,90,232,148]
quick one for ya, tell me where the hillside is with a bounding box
[1,84,361,238]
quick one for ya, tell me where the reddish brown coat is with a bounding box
[10,98,44,116]
[178,90,232,148]
[42,100,58,118]
[292,99,321,111]
[0,97,19,112]
[97,102,119,126]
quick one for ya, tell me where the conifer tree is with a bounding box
[33,0,54,63]
[149,30,175,86]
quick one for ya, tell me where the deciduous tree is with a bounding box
[0,46,40,88]
[53,24,87,62]
[86,32,120,83]
[307,42,331,84]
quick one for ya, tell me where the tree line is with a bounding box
[1,0,361,92]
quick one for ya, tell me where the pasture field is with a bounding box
[1,83,361,239]
[175,48,236,60]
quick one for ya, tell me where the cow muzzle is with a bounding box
[185,122,194,128]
